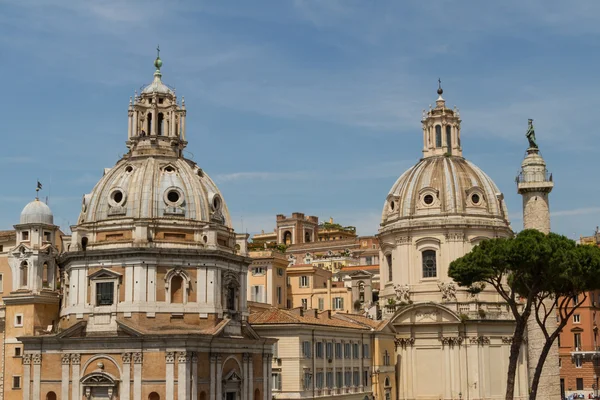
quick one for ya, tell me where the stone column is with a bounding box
[210,354,217,400]
[71,354,81,400]
[133,352,143,400]
[165,352,175,400]
[181,111,186,141]
[263,353,268,400]
[61,354,70,400]
[216,355,223,400]
[242,353,249,400]
[128,111,133,139]
[32,354,41,400]
[151,106,157,136]
[133,110,138,137]
[22,354,31,400]
[267,354,273,400]
[248,354,253,400]
[121,353,131,400]
[191,353,198,400]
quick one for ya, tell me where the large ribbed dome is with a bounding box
[79,156,230,227]
[381,155,509,225]
[20,199,54,225]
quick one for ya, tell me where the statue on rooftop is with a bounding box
[526,119,538,149]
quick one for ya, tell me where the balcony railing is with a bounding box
[571,346,600,358]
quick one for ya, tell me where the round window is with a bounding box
[212,195,222,211]
[471,194,480,204]
[165,166,175,173]
[125,165,133,173]
[109,188,126,207]
[423,194,434,205]
[167,190,180,204]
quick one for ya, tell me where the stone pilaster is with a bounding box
[32,354,41,400]
[22,354,31,400]
[61,354,70,400]
[178,352,190,400]
[71,353,81,400]
[121,353,131,400]
[165,352,175,400]
[133,352,143,400]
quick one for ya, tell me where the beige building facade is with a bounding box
[378,85,530,399]
[1,54,274,400]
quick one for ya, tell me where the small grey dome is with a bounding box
[20,199,54,225]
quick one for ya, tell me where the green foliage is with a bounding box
[459,313,470,323]
[275,244,288,254]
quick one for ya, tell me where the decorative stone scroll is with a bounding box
[501,337,514,344]
[440,336,464,347]
[437,281,457,302]
[394,337,415,350]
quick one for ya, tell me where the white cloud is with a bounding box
[552,207,600,218]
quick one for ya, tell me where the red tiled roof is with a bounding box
[340,265,380,272]
[249,308,370,330]
[333,313,389,331]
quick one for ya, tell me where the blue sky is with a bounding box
[1,0,599,240]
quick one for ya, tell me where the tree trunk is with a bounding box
[505,317,527,400]
[528,334,557,400]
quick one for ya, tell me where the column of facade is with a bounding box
[32,354,41,400]
[128,110,133,139]
[191,353,198,400]
[22,354,31,400]
[332,341,337,393]
[210,354,217,400]
[133,352,143,400]
[181,111,186,141]
[267,354,273,400]
[248,354,253,400]
[263,353,268,400]
[242,353,249,400]
[442,341,450,399]
[61,354,70,400]
[178,352,190,400]
[169,111,175,137]
[121,353,131,400]
[132,110,138,137]
[151,104,157,136]
[71,354,81,400]
[216,355,223,400]
[165,352,175,400]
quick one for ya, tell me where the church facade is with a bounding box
[1,54,274,400]
[378,85,534,399]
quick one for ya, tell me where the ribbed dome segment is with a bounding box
[382,155,509,224]
[20,199,54,225]
[79,157,230,227]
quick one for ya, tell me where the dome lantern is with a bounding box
[421,81,462,158]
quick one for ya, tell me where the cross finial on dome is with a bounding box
[154,45,163,73]
[437,78,443,96]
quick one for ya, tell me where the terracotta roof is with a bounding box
[340,264,380,272]
[116,317,230,336]
[249,308,370,330]
[0,230,15,240]
[333,313,389,331]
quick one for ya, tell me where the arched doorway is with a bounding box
[46,392,57,400]
[199,392,206,400]
[148,392,160,400]
[283,231,292,245]
[254,388,260,400]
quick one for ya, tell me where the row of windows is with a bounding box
[300,297,344,311]
[19,230,53,242]
[302,341,369,359]
[433,124,454,153]
[311,370,369,390]
[386,250,437,281]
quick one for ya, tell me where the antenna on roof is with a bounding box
[36,180,43,200]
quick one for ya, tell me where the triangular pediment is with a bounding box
[349,270,373,278]
[88,268,122,280]
[223,370,242,382]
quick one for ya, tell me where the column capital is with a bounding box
[23,354,32,365]
[32,353,42,365]
[122,352,132,364]
[165,352,175,364]
[133,352,143,364]
[191,352,199,363]
[62,353,71,365]
[177,351,190,363]
[71,353,81,365]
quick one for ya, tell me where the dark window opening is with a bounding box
[167,191,180,204]
[423,194,434,205]
[386,254,393,281]
[96,282,114,306]
[471,194,480,204]
[305,232,311,243]
[446,125,452,154]
[435,125,442,147]
[158,113,164,136]
[422,250,437,278]
[576,377,584,390]
[81,237,88,251]
[147,113,152,134]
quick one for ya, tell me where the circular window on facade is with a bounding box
[108,188,126,207]
[211,194,222,211]
[164,187,184,207]
[164,166,175,173]
[471,193,481,205]
[423,194,434,205]
[125,165,133,173]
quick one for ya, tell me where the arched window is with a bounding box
[81,237,88,251]
[148,392,160,400]
[358,281,365,302]
[446,125,452,154]
[283,231,292,245]
[435,125,442,147]
[386,254,393,282]
[199,392,206,400]
[171,276,184,303]
[384,376,390,387]
[227,286,237,311]
[20,261,28,287]
[422,250,437,278]
[147,113,152,134]
[305,231,311,243]
[157,113,164,136]
[46,392,57,400]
